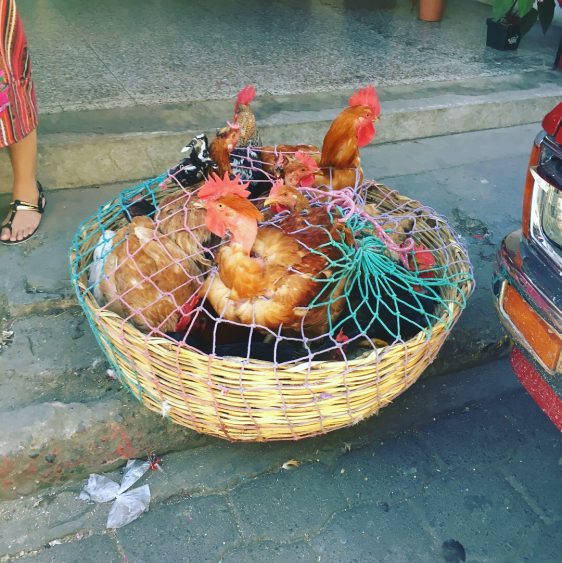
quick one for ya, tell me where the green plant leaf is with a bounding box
[517,0,535,17]
[519,7,538,36]
[492,0,517,20]
[538,0,555,33]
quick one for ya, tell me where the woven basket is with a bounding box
[71,180,473,441]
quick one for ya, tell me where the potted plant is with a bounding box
[411,1,446,22]
[487,0,559,51]
[419,0,446,21]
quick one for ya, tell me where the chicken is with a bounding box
[314,85,381,190]
[230,146,320,201]
[95,216,202,334]
[256,152,320,213]
[155,172,251,267]
[283,150,320,188]
[234,85,261,147]
[210,121,241,176]
[162,133,216,190]
[263,183,354,265]
[257,144,320,177]
[408,242,437,282]
[263,180,310,216]
[200,180,352,336]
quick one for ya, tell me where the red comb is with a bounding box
[235,85,256,112]
[268,179,285,197]
[348,85,380,114]
[294,150,319,171]
[199,172,250,201]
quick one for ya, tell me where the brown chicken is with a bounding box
[210,121,241,176]
[96,216,201,334]
[234,85,261,146]
[200,179,351,336]
[155,173,251,268]
[282,151,320,188]
[314,85,381,190]
[257,144,320,177]
[263,184,354,259]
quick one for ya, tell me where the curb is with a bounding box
[0,71,560,192]
[0,357,523,557]
[0,329,509,500]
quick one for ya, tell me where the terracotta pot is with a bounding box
[418,0,445,22]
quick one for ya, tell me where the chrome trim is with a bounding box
[529,166,562,270]
[542,134,562,161]
[534,130,547,147]
[497,231,562,333]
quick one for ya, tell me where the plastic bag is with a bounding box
[118,460,151,494]
[107,484,151,529]
[79,459,152,528]
[79,474,120,503]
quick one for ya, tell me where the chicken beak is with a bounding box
[192,200,206,209]
[263,197,274,208]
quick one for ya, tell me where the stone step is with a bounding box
[0,392,209,501]
[0,71,560,193]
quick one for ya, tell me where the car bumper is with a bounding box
[510,346,562,431]
[493,229,562,375]
[493,230,562,428]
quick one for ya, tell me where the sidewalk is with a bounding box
[0,0,560,191]
[2,359,561,562]
[20,0,562,111]
[0,123,537,497]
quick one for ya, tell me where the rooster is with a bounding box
[93,216,202,334]
[314,85,380,190]
[199,179,351,336]
[234,85,261,147]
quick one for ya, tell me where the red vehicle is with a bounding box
[493,102,562,430]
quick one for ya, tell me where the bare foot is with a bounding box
[1,183,42,242]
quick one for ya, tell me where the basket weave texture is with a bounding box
[71,177,473,441]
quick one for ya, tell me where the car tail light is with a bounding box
[522,134,542,238]
[502,283,562,373]
[541,186,562,250]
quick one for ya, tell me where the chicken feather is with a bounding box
[98,216,201,333]
[202,190,351,336]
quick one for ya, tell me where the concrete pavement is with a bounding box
[1,0,561,191]
[18,0,562,112]
[0,123,538,498]
[1,358,561,562]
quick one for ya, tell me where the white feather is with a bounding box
[89,230,116,305]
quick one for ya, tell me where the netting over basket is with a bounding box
[70,141,474,441]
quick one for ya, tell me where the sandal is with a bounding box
[0,181,46,245]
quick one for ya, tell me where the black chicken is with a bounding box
[230,146,273,199]
[166,133,216,189]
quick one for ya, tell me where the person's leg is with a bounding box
[1,128,40,242]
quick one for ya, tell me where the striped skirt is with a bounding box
[0,0,37,148]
